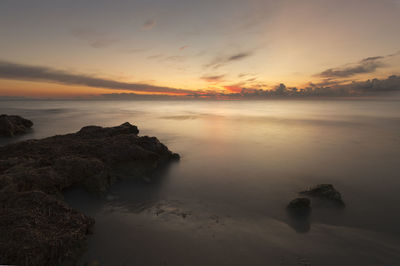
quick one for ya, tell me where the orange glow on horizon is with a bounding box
[0,79,192,98]
[223,86,242,93]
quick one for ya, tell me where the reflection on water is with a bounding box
[1,99,400,265]
[286,208,312,233]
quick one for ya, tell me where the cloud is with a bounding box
[197,75,400,99]
[161,55,185,62]
[121,48,149,54]
[201,74,225,83]
[71,28,117,48]
[147,54,185,63]
[205,51,254,69]
[318,55,386,78]
[342,75,400,93]
[296,75,400,96]
[228,52,252,61]
[388,50,400,57]
[147,54,164,60]
[0,61,196,94]
[142,19,156,30]
[223,85,244,93]
[361,56,384,62]
[308,78,350,88]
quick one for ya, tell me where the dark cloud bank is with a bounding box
[0,60,399,100]
[317,52,400,79]
[92,75,400,100]
[0,61,195,94]
[318,56,385,78]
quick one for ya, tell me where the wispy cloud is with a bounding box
[147,54,185,62]
[246,77,257,82]
[308,78,349,88]
[147,54,164,60]
[201,74,225,83]
[120,48,149,54]
[205,51,254,69]
[0,61,196,94]
[228,52,252,61]
[161,55,185,62]
[142,19,157,30]
[317,55,388,78]
[70,28,118,48]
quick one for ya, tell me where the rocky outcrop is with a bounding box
[300,184,344,205]
[287,198,311,209]
[0,122,179,266]
[0,190,94,266]
[0,114,33,137]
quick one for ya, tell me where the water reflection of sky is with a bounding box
[2,99,400,265]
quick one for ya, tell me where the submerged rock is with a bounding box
[0,122,179,266]
[300,184,344,205]
[287,197,311,209]
[0,114,33,137]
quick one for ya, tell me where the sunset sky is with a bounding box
[0,0,399,97]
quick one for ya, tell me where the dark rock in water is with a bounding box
[0,114,33,137]
[77,121,139,138]
[300,184,345,205]
[171,152,180,160]
[287,197,311,209]
[0,122,179,266]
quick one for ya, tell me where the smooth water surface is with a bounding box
[1,99,400,265]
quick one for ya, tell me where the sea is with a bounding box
[1,99,400,265]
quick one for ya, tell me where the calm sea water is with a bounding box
[1,99,400,265]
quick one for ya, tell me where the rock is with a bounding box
[0,114,33,137]
[300,184,344,205]
[287,197,311,209]
[0,122,179,266]
[0,190,94,266]
[171,153,180,160]
[77,122,139,138]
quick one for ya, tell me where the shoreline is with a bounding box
[0,122,179,266]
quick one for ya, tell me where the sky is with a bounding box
[0,0,399,97]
